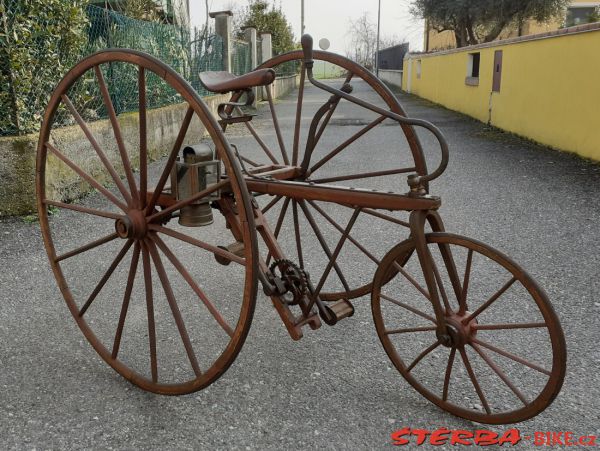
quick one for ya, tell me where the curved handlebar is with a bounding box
[298,54,448,189]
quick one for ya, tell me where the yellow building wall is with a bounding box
[403,28,600,161]
[426,0,598,51]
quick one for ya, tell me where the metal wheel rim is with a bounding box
[372,232,566,424]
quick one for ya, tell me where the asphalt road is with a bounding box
[1,78,599,450]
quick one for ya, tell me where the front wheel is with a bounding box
[371,233,566,424]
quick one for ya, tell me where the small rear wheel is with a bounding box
[371,233,566,424]
[36,50,258,394]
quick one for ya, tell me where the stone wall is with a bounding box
[1,94,228,216]
[378,70,403,91]
[1,75,298,216]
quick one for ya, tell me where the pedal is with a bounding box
[321,299,354,326]
[214,241,245,265]
[296,311,322,331]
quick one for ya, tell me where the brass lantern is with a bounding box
[170,143,221,227]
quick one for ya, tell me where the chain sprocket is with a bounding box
[268,259,308,305]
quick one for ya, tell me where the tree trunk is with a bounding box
[454,22,468,48]
[483,20,509,43]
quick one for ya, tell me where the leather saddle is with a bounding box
[199,68,276,94]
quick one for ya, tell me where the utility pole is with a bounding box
[376,0,381,77]
[301,0,305,35]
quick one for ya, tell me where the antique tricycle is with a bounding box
[36,35,565,424]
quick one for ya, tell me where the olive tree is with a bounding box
[413,0,570,48]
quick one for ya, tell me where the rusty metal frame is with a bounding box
[34,39,565,425]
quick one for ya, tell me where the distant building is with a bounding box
[424,0,600,51]
[89,0,190,27]
[377,43,409,71]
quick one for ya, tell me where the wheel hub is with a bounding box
[443,312,477,348]
[115,210,148,239]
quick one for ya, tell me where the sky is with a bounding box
[189,0,425,54]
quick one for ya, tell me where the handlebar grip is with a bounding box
[301,34,314,67]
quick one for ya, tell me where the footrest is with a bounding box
[214,241,245,265]
[218,114,255,126]
[322,298,354,325]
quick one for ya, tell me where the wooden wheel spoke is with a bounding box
[406,341,441,372]
[470,342,529,406]
[139,67,148,209]
[391,260,432,302]
[380,294,436,323]
[292,64,306,165]
[313,208,361,296]
[308,201,379,264]
[146,106,194,214]
[309,115,386,174]
[311,167,415,184]
[472,322,547,331]
[292,201,304,268]
[61,94,133,206]
[150,233,234,337]
[385,326,437,335]
[55,232,119,262]
[147,238,202,377]
[79,239,133,317]
[442,347,456,401]
[45,143,128,212]
[261,195,282,215]
[94,66,139,207]
[111,242,141,359]
[458,249,473,315]
[266,86,290,165]
[471,337,551,376]
[43,200,122,220]
[463,277,517,324]
[141,241,158,382]
[147,179,230,224]
[361,208,410,228]
[237,107,279,165]
[459,347,491,414]
[149,224,245,266]
[298,200,350,294]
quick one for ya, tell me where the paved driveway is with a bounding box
[1,79,599,449]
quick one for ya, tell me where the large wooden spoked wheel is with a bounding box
[371,233,566,424]
[36,50,258,394]
[229,50,429,302]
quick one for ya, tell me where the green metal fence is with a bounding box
[0,2,223,136]
[274,59,300,76]
[231,39,252,76]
